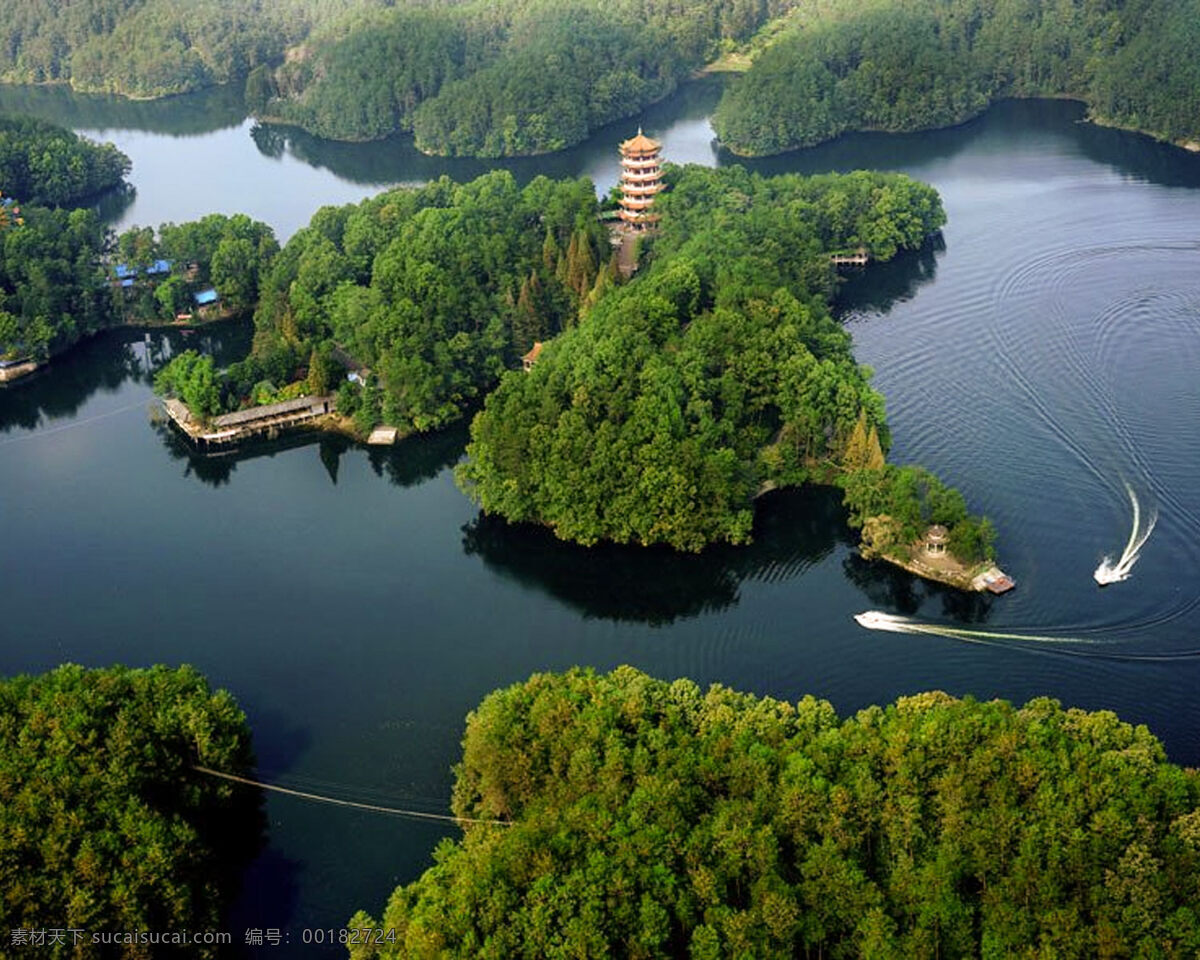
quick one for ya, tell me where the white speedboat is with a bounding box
[853,611,910,632]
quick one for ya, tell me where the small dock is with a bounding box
[830,248,870,267]
[0,358,39,383]
[367,427,399,445]
[163,395,334,449]
[972,566,1016,594]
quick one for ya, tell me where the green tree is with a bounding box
[458,165,948,551]
[0,664,260,958]
[154,350,222,420]
[348,668,1200,959]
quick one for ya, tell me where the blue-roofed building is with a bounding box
[146,259,173,276]
[113,263,137,280]
[193,288,220,306]
[120,278,134,289]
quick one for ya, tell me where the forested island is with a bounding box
[348,666,1200,958]
[0,664,259,955]
[712,0,1200,155]
[457,164,995,564]
[5,0,1198,157]
[6,664,1198,959]
[0,116,130,372]
[3,145,997,575]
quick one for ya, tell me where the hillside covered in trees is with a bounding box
[0,0,351,98]
[349,666,1200,959]
[713,0,1200,155]
[5,0,1198,156]
[0,205,113,361]
[257,0,799,153]
[0,664,259,952]
[247,171,606,433]
[456,164,992,554]
[0,115,130,207]
[0,0,789,149]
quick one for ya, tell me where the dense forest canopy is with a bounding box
[0,0,793,148]
[0,0,376,97]
[713,0,1200,155]
[249,170,606,433]
[0,203,276,362]
[0,664,258,955]
[0,115,130,206]
[4,0,1197,155]
[259,0,801,152]
[349,666,1200,959]
[0,204,113,360]
[456,165,978,552]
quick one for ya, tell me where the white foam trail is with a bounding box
[1095,483,1157,585]
[853,610,1200,660]
[854,612,1102,645]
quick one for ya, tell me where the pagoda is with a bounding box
[618,128,664,231]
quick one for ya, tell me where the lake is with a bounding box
[2,81,1199,954]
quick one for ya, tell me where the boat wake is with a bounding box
[853,611,1200,660]
[1094,483,1157,586]
[853,611,1099,645]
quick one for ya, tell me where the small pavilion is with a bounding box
[925,524,949,556]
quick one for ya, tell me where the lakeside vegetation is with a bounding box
[0,664,259,954]
[246,171,605,434]
[349,666,1200,958]
[0,204,112,361]
[843,464,997,567]
[713,0,1200,155]
[457,164,992,555]
[0,115,130,206]
[0,113,275,365]
[258,0,798,154]
[4,0,1199,157]
[0,205,275,363]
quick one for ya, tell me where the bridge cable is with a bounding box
[191,765,511,826]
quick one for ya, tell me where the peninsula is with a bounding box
[459,161,1003,580]
[3,1,1198,158]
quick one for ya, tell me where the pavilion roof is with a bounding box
[620,128,661,154]
[522,341,544,364]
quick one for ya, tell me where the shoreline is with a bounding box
[0,359,40,383]
[0,313,244,389]
[717,94,1200,159]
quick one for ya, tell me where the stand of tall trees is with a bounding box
[0,664,259,956]
[348,666,1200,959]
[0,0,337,97]
[250,170,606,433]
[256,0,802,153]
[0,204,112,360]
[457,165,971,552]
[713,0,1200,155]
[0,115,130,207]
